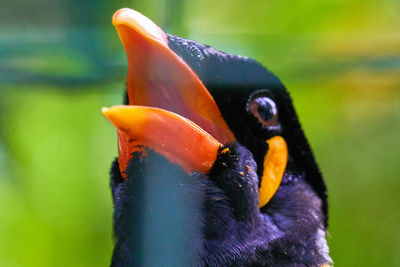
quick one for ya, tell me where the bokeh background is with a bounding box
[0,0,399,266]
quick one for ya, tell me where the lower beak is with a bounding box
[102,106,221,175]
[105,8,235,178]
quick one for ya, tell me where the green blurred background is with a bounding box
[0,0,399,266]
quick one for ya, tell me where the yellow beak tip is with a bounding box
[111,8,130,26]
[101,107,112,118]
[101,107,121,125]
[111,8,168,46]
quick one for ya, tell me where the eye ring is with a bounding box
[247,90,279,129]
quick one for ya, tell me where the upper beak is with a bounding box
[106,8,235,177]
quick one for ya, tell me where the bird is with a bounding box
[102,8,332,267]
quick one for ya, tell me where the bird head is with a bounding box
[103,8,331,266]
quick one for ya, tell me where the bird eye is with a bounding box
[247,93,278,128]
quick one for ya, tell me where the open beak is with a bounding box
[103,8,287,209]
[105,8,235,177]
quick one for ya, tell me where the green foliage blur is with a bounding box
[0,0,399,266]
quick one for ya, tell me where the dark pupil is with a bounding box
[256,98,274,121]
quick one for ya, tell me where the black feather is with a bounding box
[110,145,331,266]
[109,34,332,266]
[167,35,328,226]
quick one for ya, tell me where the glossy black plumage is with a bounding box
[110,34,332,266]
[167,35,327,221]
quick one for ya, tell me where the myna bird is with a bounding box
[103,8,332,267]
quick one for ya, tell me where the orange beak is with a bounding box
[102,106,222,174]
[106,8,235,178]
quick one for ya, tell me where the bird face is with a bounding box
[103,8,332,266]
